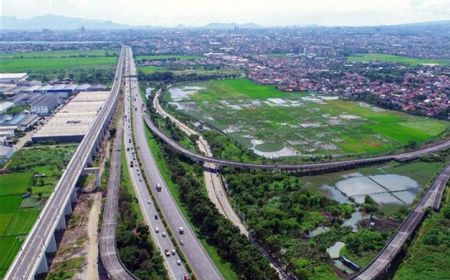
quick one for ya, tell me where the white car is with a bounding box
[162,232,166,238]
[176,260,181,266]
[171,249,176,255]
[155,227,159,233]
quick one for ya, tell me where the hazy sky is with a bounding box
[3,0,450,27]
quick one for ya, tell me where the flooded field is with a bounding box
[164,79,449,158]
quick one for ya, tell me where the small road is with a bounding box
[353,163,450,280]
[99,91,136,280]
[127,51,223,280]
[122,47,189,280]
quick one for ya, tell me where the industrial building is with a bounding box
[32,91,110,143]
[30,94,59,116]
[0,73,28,83]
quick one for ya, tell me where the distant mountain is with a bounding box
[200,22,263,29]
[1,14,139,30]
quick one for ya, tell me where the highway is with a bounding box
[126,50,223,280]
[153,89,249,236]
[122,47,189,280]
[99,90,136,280]
[354,163,450,280]
[5,46,126,280]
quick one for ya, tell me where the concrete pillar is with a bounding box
[95,170,101,188]
[36,254,49,275]
[64,202,72,216]
[46,234,57,254]
[57,215,67,230]
[70,189,78,203]
[86,155,93,166]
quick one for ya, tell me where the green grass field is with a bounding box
[0,144,76,278]
[0,56,117,73]
[1,49,118,59]
[166,79,449,158]
[0,49,119,84]
[135,55,202,62]
[347,54,450,66]
[139,66,167,74]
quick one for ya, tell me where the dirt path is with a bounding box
[85,192,101,280]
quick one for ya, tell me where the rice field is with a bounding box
[347,53,450,66]
[0,144,76,278]
[165,79,449,158]
[0,49,118,73]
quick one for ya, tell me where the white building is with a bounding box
[0,73,28,83]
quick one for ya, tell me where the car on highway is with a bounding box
[162,232,166,238]
[180,239,184,246]
[179,227,184,234]
[154,214,158,220]
[165,249,170,257]
[156,183,162,192]
[155,227,159,233]
[147,199,151,204]
[177,260,181,266]
[171,249,176,255]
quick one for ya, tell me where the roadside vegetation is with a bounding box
[116,149,168,280]
[347,53,450,66]
[198,124,449,279]
[0,144,76,278]
[393,184,450,280]
[147,111,277,280]
[0,49,119,84]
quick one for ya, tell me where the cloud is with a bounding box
[2,0,450,26]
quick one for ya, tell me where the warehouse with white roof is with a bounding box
[32,91,110,142]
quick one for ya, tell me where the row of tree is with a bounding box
[117,178,167,280]
[152,114,278,280]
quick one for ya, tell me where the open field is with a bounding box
[0,144,76,278]
[347,53,450,66]
[0,56,117,72]
[135,55,203,62]
[0,48,119,83]
[0,49,118,59]
[165,79,449,158]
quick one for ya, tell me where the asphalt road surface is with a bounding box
[126,51,223,280]
[122,47,189,280]
[99,90,136,280]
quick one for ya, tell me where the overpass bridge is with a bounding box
[4,46,127,280]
